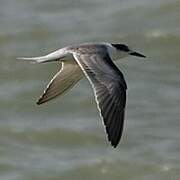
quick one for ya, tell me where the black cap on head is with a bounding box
[111,44,130,52]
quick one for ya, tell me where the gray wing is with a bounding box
[73,52,127,148]
[37,61,83,104]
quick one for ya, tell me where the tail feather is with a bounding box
[17,48,68,63]
[17,56,53,63]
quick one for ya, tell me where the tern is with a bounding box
[18,42,145,148]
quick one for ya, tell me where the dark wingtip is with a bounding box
[36,98,43,105]
[36,101,41,105]
[111,142,118,148]
[106,129,121,148]
[109,136,121,148]
[107,137,119,148]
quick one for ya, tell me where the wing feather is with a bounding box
[37,61,83,104]
[73,51,127,147]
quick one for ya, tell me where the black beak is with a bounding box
[130,51,146,58]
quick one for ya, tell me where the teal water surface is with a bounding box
[0,0,180,179]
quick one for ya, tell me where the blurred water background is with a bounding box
[0,0,180,179]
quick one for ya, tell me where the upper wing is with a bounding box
[37,61,83,104]
[73,52,127,148]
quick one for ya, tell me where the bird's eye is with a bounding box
[112,44,130,52]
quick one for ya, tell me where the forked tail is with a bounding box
[17,48,68,63]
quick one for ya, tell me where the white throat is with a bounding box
[106,44,129,61]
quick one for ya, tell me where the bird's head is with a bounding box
[111,43,146,59]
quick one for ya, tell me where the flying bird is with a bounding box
[18,42,146,148]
